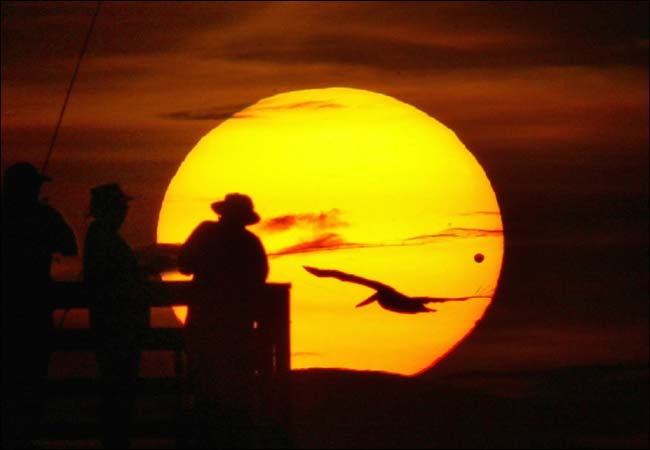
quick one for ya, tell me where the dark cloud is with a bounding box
[329,2,648,44]
[257,101,344,111]
[219,31,647,71]
[160,104,249,121]
[1,1,267,63]
[201,2,648,71]
[162,111,234,121]
[260,209,347,233]
[231,101,344,120]
[4,1,646,79]
[1,124,196,162]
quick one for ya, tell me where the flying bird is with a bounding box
[303,266,491,314]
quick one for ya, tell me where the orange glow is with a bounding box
[157,88,503,375]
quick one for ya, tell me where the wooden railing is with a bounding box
[44,281,291,445]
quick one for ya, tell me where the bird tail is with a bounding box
[356,292,379,308]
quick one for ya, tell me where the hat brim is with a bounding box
[211,201,260,225]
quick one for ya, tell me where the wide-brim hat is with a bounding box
[89,183,132,217]
[211,193,260,225]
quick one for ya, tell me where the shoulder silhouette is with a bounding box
[3,162,77,282]
[2,162,78,449]
[83,183,146,449]
[179,193,268,288]
[179,193,268,448]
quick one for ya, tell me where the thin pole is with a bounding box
[41,2,101,176]
[48,2,100,330]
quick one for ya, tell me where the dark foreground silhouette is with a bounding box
[2,162,78,449]
[291,365,649,449]
[84,183,150,449]
[178,193,269,448]
[304,266,491,314]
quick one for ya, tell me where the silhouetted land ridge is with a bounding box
[35,364,648,448]
[290,366,648,449]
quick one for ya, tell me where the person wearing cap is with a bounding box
[2,162,78,448]
[83,183,149,449]
[178,193,268,448]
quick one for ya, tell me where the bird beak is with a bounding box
[356,294,377,308]
[303,265,320,276]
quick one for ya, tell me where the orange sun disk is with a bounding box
[157,88,503,375]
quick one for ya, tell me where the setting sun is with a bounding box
[157,87,503,375]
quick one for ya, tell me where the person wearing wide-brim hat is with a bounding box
[210,192,261,226]
[83,182,147,449]
[180,192,267,286]
[178,192,268,448]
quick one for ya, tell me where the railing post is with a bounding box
[48,281,291,447]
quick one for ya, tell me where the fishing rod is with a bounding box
[53,2,101,329]
[42,1,101,177]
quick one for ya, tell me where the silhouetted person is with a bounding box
[178,193,268,448]
[83,183,149,449]
[2,162,78,448]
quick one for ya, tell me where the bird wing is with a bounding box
[303,266,391,291]
[418,286,494,303]
[355,292,379,307]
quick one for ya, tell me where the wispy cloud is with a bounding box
[260,209,347,233]
[233,101,344,120]
[407,228,504,241]
[270,227,504,257]
[219,30,648,72]
[258,100,344,111]
[160,104,249,121]
[270,233,363,256]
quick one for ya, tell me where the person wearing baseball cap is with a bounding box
[83,182,146,449]
[2,162,78,448]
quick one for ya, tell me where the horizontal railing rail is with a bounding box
[42,281,292,444]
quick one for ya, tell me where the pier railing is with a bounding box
[45,281,291,445]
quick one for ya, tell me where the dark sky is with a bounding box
[2,1,648,375]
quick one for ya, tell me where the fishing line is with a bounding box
[49,2,100,329]
[42,2,101,176]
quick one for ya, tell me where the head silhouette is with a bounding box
[89,183,131,229]
[2,162,50,204]
[211,193,260,226]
